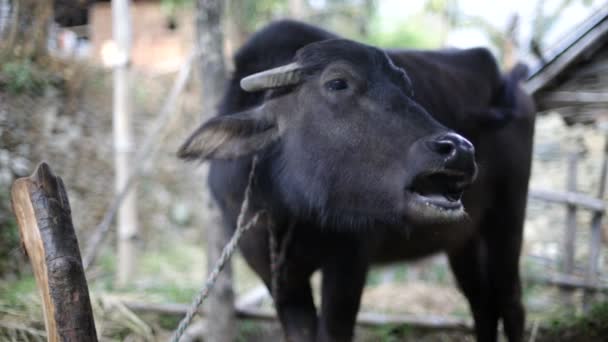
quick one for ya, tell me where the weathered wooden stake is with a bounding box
[563,152,578,274]
[583,134,608,310]
[196,1,235,341]
[11,162,98,342]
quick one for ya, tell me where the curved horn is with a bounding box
[240,63,302,92]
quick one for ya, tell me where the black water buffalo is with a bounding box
[179,20,535,342]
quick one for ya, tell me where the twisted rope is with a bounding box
[170,156,260,342]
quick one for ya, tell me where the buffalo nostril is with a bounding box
[427,133,475,165]
[432,139,456,157]
[435,140,456,156]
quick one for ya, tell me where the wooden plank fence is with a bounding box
[527,134,608,306]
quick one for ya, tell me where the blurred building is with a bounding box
[52,0,193,73]
[527,5,608,126]
[90,1,194,73]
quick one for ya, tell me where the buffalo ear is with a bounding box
[177,108,279,160]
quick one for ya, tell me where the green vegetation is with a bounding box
[229,0,289,34]
[366,268,385,286]
[0,215,20,276]
[0,275,37,307]
[236,320,265,342]
[363,16,441,49]
[0,59,51,95]
[537,301,608,342]
[138,282,198,304]
[393,265,408,282]
[157,314,181,330]
[369,324,413,342]
[160,0,194,12]
[225,0,441,51]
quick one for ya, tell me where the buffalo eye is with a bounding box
[325,78,348,91]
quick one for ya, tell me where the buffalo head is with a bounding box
[179,39,477,227]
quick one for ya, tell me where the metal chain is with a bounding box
[169,156,260,342]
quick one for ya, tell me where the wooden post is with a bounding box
[196,1,235,341]
[559,152,579,308]
[112,0,138,287]
[583,135,608,310]
[11,162,98,342]
[6,0,52,59]
[563,153,578,274]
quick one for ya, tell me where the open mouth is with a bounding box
[407,170,473,215]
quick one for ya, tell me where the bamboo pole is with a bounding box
[11,162,98,342]
[111,0,138,287]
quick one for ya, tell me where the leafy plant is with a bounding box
[370,323,413,342]
[236,320,265,342]
[0,275,38,307]
[0,217,20,275]
[538,301,608,341]
[0,59,49,95]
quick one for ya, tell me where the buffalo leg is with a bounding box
[448,236,499,342]
[274,275,318,342]
[483,206,526,342]
[485,232,525,342]
[318,240,368,342]
[237,222,318,341]
[244,248,318,342]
